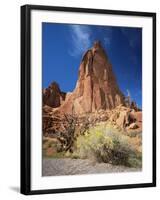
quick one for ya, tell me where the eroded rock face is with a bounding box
[42,41,142,137]
[43,82,66,108]
[55,41,125,115]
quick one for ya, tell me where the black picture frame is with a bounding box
[21,4,156,195]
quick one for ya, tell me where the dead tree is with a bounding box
[79,117,90,135]
[56,114,78,152]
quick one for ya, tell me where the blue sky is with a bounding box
[42,23,142,108]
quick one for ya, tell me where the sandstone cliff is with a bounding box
[53,41,125,115]
[42,41,141,136]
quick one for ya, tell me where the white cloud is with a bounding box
[69,25,91,57]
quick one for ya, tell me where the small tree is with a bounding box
[56,114,78,152]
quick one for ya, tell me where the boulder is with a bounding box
[108,105,142,131]
[116,110,129,128]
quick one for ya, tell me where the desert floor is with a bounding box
[42,158,141,176]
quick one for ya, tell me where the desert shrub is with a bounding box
[74,129,113,162]
[128,156,142,168]
[73,124,141,167]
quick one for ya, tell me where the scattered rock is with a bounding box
[108,105,142,131]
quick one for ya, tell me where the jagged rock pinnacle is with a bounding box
[51,41,125,114]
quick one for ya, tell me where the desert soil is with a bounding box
[42,158,141,176]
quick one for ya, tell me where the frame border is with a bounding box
[20,4,156,195]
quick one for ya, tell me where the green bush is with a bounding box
[73,124,141,167]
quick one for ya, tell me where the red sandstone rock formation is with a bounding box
[109,105,142,131]
[43,82,66,108]
[42,41,142,134]
[54,41,125,115]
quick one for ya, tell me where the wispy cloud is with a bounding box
[68,25,92,57]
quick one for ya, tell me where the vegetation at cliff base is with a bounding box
[71,124,142,168]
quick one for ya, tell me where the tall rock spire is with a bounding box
[54,41,125,114]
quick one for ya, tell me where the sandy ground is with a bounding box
[42,158,141,176]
